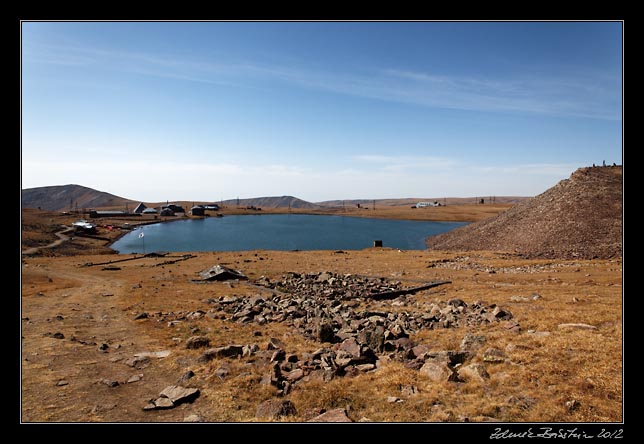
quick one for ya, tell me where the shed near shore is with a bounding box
[191,206,205,216]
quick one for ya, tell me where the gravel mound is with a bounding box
[426,165,622,259]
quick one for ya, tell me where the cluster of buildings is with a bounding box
[88,202,220,218]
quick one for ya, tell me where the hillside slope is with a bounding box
[221,196,321,209]
[426,166,623,259]
[21,184,136,211]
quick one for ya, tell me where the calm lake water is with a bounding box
[110,214,467,254]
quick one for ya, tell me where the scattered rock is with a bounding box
[400,385,419,396]
[134,350,171,359]
[510,295,530,302]
[125,355,151,369]
[185,336,210,349]
[270,349,286,363]
[526,330,551,338]
[56,380,69,387]
[307,408,353,422]
[159,385,200,405]
[255,399,297,420]
[198,345,243,362]
[183,414,203,422]
[214,365,230,378]
[565,399,581,412]
[460,333,486,353]
[145,397,174,410]
[267,337,286,350]
[315,321,336,343]
[419,361,460,382]
[178,370,195,383]
[198,265,247,281]
[483,348,506,363]
[127,374,143,383]
[91,403,117,414]
[458,363,490,382]
[558,323,597,330]
[101,379,119,388]
[134,312,149,320]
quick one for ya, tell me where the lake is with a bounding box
[110,214,467,254]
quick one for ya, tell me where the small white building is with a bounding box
[415,201,440,208]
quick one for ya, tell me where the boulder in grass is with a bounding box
[419,361,460,382]
[255,399,297,420]
[185,336,210,349]
[458,363,490,382]
[307,408,353,422]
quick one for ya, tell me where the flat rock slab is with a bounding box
[558,323,597,330]
[199,345,243,362]
[159,385,200,404]
[144,386,200,411]
[198,265,247,281]
[148,397,174,410]
[134,350,171,358]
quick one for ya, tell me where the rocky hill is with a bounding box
[21,184,136,211]
[426,166,623,259]
[221,196,321,209]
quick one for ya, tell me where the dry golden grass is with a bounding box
[218,203,514,222]
[21,247,621,423]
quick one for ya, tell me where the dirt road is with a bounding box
[22,226,75,256]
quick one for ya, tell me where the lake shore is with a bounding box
[109,214,468,254]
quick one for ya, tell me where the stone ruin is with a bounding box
[196,271,519,395]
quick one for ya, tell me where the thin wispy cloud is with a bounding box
[352,155,458,172]
[468,162,584,176]
[24,42,621,121]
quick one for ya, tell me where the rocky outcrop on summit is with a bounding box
[426,166,622,259]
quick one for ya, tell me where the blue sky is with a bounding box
[21,21,622,202]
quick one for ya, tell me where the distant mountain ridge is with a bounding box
[21,186,323,211]
[22,184,530,212]
[21,184,136,211]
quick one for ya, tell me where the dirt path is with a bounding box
[21,257,191,422]
[22,226,75,256]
